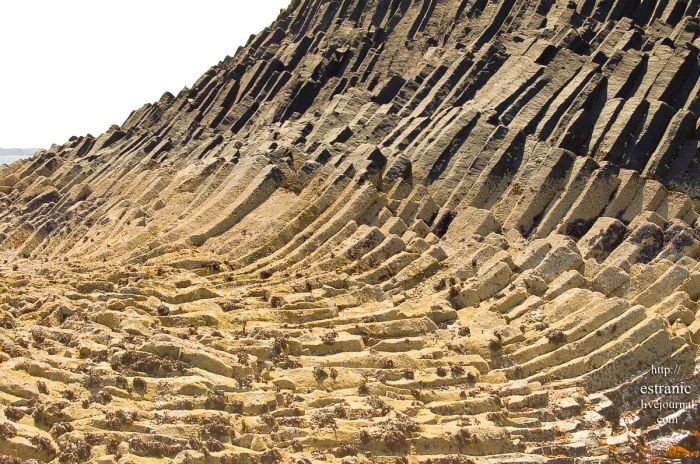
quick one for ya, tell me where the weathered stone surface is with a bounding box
[0,0,699,462]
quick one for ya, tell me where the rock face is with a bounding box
[1,0,699,462]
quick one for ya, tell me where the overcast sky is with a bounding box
[0,1,290,148]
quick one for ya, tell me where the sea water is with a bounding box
[0,154,29,165]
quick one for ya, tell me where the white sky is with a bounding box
[0,1,290,148]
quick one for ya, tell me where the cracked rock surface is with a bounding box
[1,0,699,462]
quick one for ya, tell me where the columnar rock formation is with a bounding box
[0,0,699,462]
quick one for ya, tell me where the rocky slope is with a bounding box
[0,0,699,462]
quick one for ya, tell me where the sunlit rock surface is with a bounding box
[0,0,699,462]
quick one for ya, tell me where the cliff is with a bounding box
[0,0,698,462]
